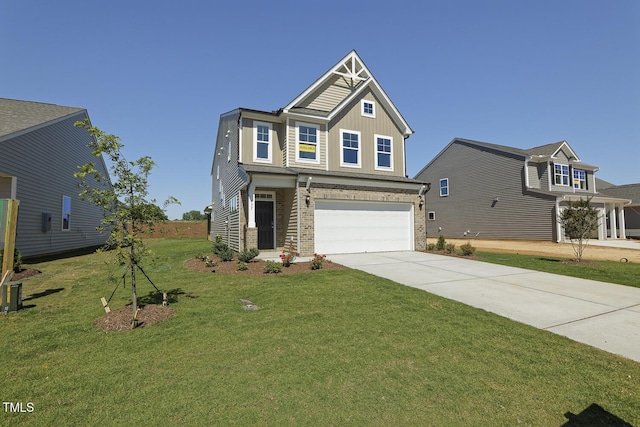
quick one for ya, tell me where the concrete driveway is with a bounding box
[329,251,640,363]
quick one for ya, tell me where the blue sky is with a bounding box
[2,0,638,219]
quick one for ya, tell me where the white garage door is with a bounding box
[314,200,413,254]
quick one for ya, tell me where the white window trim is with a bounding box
[62,195,71,231]
[374,134,393,171]
[573,169,586,190]
[253,121,272,163]
[295,122,320,164]
[340,129,361,168]
[554,163,570,186]
[428,211,436,221]
[361,99,375,118]
[439,178,449,197]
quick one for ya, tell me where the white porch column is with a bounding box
[619,205,627,239]
[247,183,256,228]
[610,204,618,239]
[597,207,606,240]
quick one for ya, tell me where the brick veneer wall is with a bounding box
[298,183,426,256]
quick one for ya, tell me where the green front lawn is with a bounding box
[477,251,640,288]
[2,238,639,425]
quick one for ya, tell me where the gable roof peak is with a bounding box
[282,51,413,136]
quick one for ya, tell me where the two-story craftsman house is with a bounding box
[210,51,427,256]
[414,138,631,242]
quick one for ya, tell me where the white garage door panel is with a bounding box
[314,200,413,254]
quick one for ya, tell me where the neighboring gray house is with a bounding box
[414,138,630,242]
[0,98,110,258]
[599,183,640,238]
[210,51,427,256]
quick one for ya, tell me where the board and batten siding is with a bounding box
[211,112,246,251]
[328,89,404,176]
[417,141,557,241]
[0,113,110,258]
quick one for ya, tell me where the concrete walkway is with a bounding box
[329,251,640,363]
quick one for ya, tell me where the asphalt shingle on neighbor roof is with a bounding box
[457,138,572,158]
[0,98,84,139]
[599,184,640,204]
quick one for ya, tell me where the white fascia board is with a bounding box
[296,173,423,191]
[552,141,580,162]
[559,194,632,206]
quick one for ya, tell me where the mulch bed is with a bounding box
[5,268,41,281]
[95,304,175,332]
[183,254,347,276]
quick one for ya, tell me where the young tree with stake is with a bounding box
[74,119,178,327]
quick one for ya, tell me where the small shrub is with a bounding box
[238,248,260,263]
[280,241,298,267]
[460,242,476,256]
[445,243,456,254]
[436,235,446,251]
[237,261,248,271]
[204,256,216,268]
[218,247,234,262]
[426,243,437,251]
[212,235,228,256]
[263,260,282,274]
[195,253,207,261]
[309,253,327,270]
[0,247,21,272]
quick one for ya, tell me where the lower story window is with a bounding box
[62,195,71,230]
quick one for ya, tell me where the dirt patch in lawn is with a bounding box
[6,268,41,281]
[184,254,346,276]
[95,304,175,332]
[441,238,640,263]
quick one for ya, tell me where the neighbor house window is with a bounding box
[62,195,71,231]
[361,100,375,118]
[554,164,569,186]
[573,169,586,190]
[296,122,319,163]
[375,135,393,170]
[439,178,449,197]
[428,211,436,221]
[230,195,238,212]
[340,129,361,167]
[254,121,272,163]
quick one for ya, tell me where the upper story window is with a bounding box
[573,169,586,190]
[253,121,272,163]
[296,123,319,163]
[361,100,375,118]
[554,164,569,186]
[341,129,361,168]
[375,135,393,171]
[439,178,449,197]
[62,195,71,230]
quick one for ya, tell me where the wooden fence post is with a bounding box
[1,199,20,280]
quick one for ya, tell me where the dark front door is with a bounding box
[256,200,274,249]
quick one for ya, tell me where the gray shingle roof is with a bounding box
[598,184,640,204]
[0,98,84,139]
